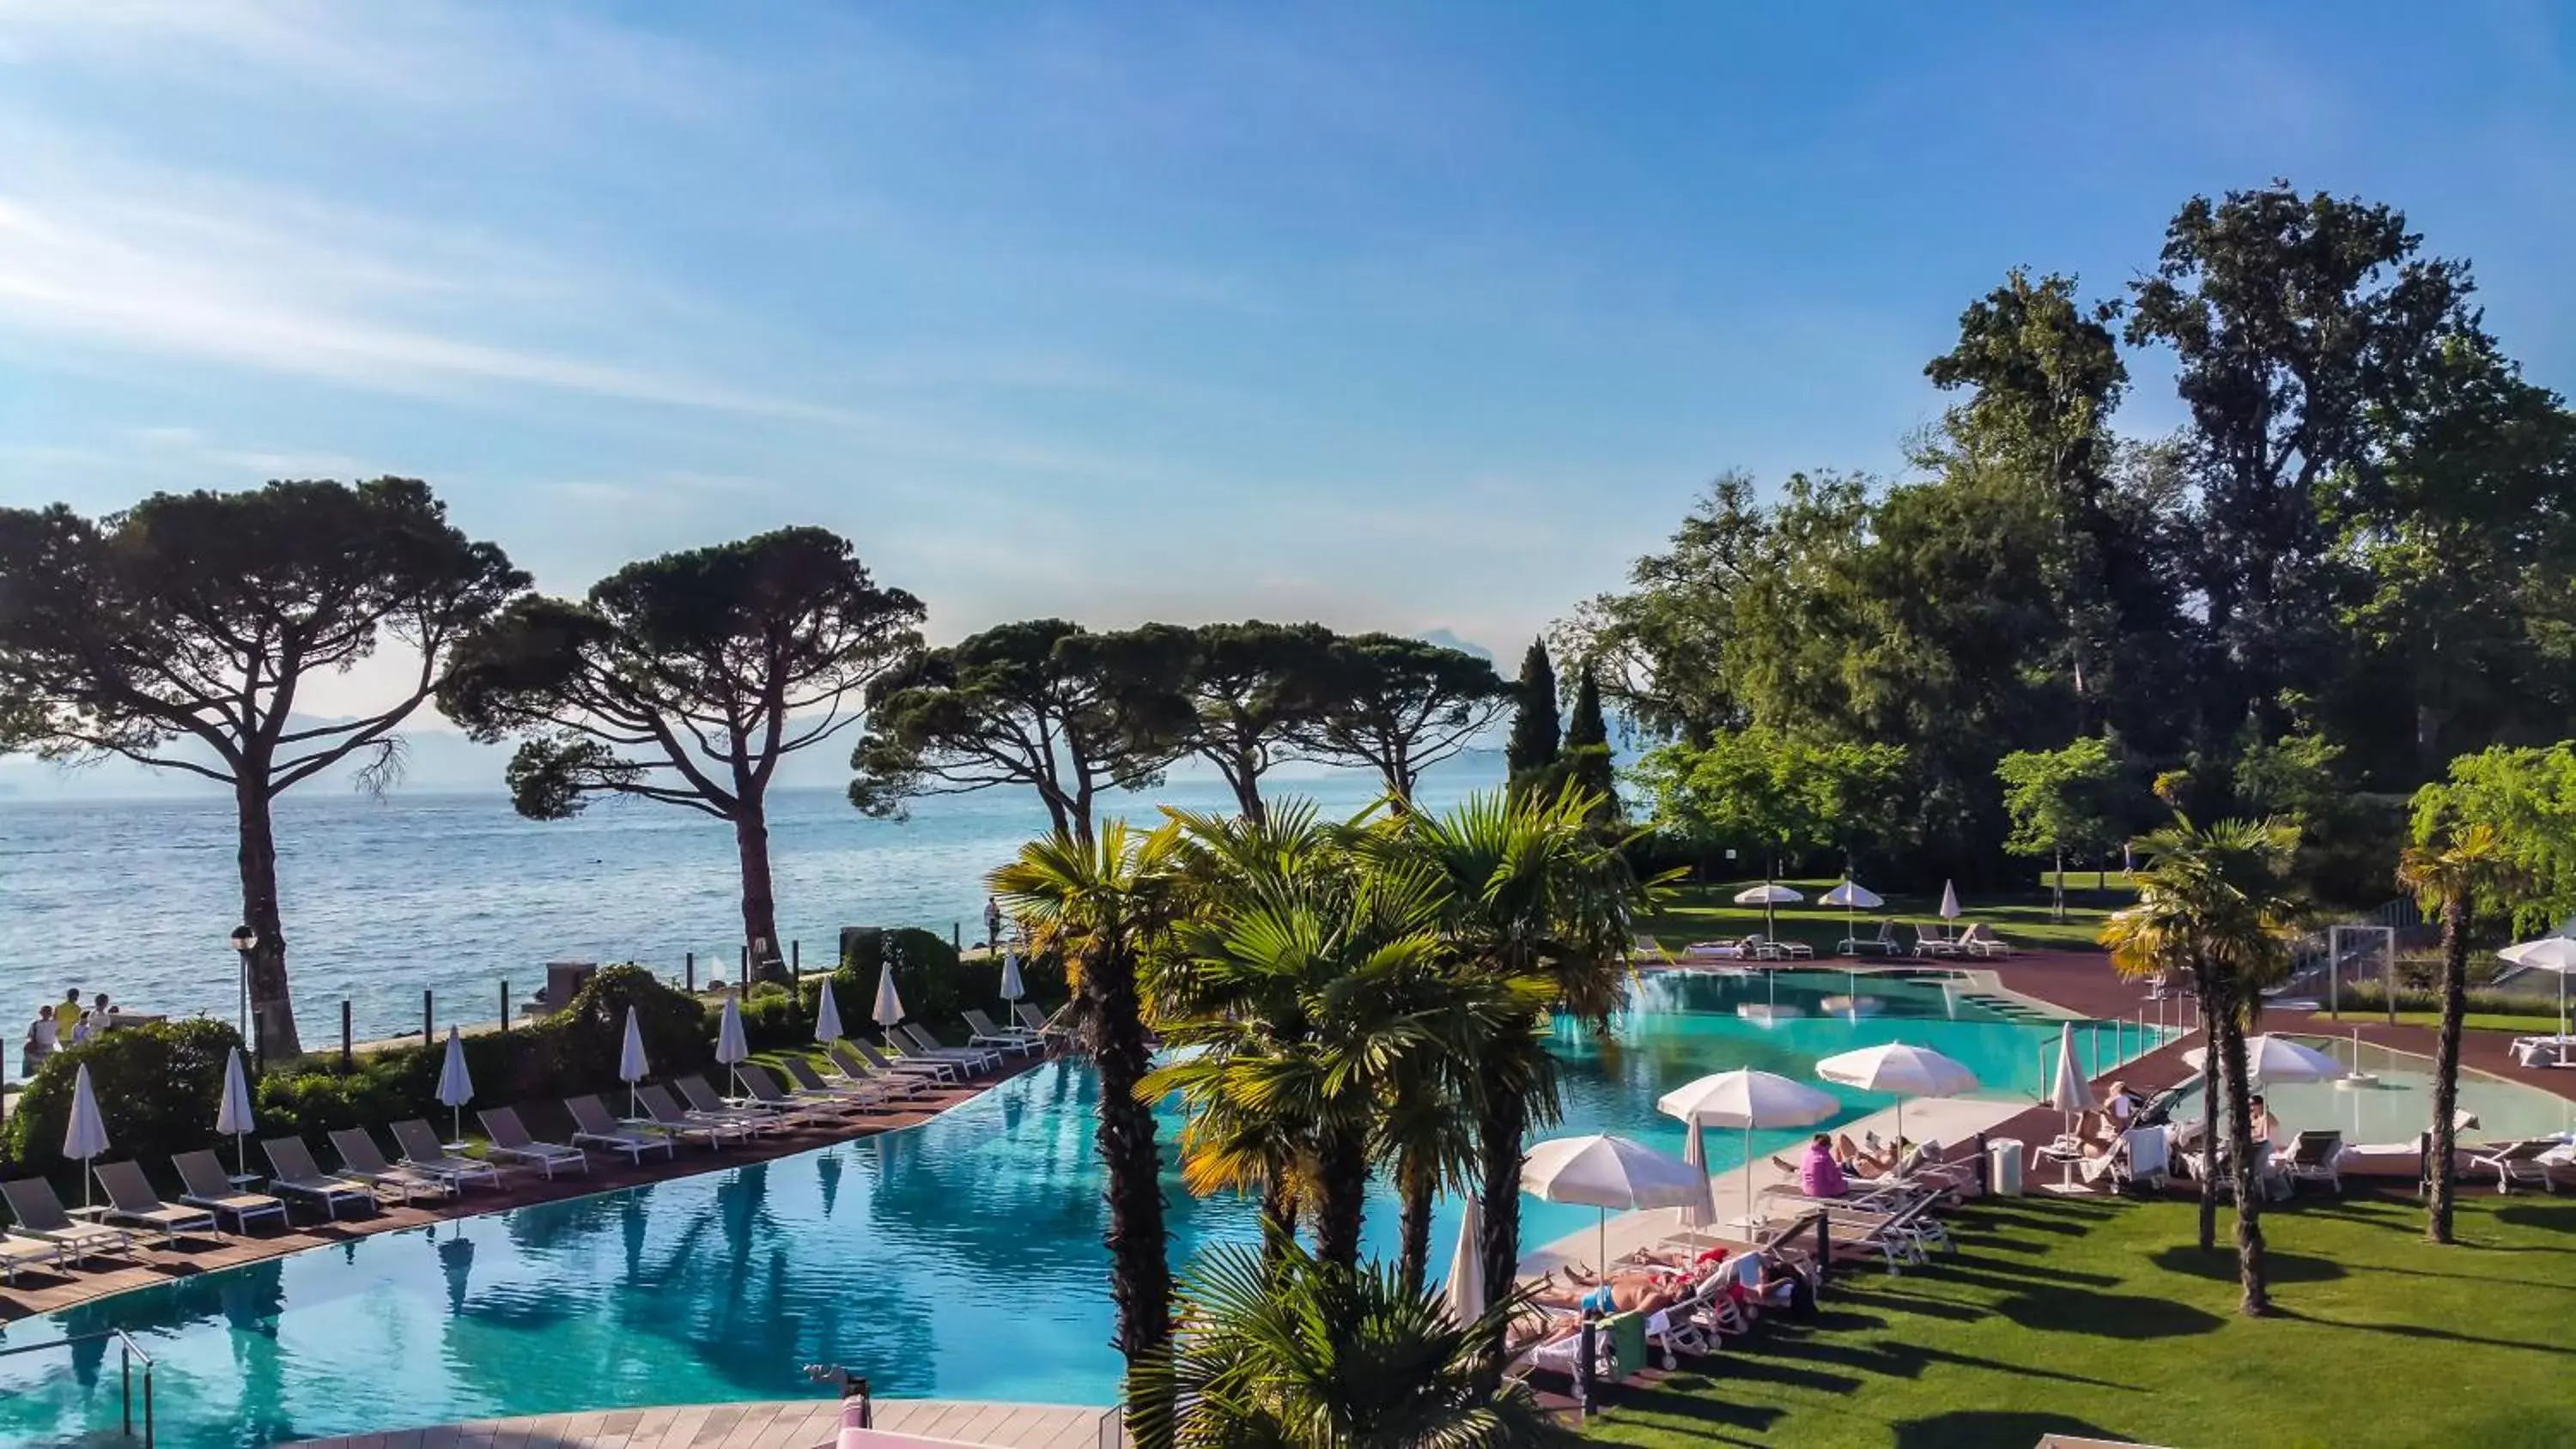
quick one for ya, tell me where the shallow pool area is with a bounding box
[0,971,2152,1446]
[2226,1034,2576,1145]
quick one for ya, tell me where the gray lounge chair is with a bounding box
[781,1053,904,1107]
[962,1009,1042,1057]
[737,1063,858,1120]
[261,1137,381,1219]
[1013,1003,1072,1042]
[897,1022,999,1072]
[845,1038,958,1085]
[2282,1130,2344,1195]
[93,1161,222,1245]
[478,1107,589,1179]
[1838,920,1901,956]
[328,1128,455,1203]
[635,1083,749,1148]
[676,1074,790,1133]
[173,1149,289,1231]
[1,1177,135,1262]
[564,1094,679,1161]
[390,1119,506,1190]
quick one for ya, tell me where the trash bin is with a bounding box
[1987,1137,2026,1197]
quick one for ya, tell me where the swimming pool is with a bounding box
[0,971,2144,1446]
[2190,1034,2576,1145]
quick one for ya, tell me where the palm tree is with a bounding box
[991,820,1188,1447]
[2102,814,2300,1315]
[1133,1242,1559,1449]
[2397,819,2522,1246]
[1382,784,1662,1361]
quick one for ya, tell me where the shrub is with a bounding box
[835,926,1063,1031]
[2336,983,2561,1021]
[737,979,814,1051]
[532,962,712,1094]
[1,1017,241,1175]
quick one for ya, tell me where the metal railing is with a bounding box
[0,1328,155,1446]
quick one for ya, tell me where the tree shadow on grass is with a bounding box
[2147,1246,2348,1284]
[2272,1306,2576,1357]
[1699,1350,1868,1396]
[1893,1410,2123,1449]
[1915,1255,2124,1294]
[2494,1201,2576,1240]
[1993,1288,2226,1340]
[1599,1374,1788,1443]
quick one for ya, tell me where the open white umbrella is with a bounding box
[1444,1194,1485,1326]
[1735,882,1804,938]
[872,963,907,1043]
[1820,881,1886,1006]
[63,1063,109,1208]
[815,979,845,1045]
[1658,1069,1840,1225]
[2500,936,2576,1045]
[715,991,751,1097]
[999,951,1026,1004]
[434,1026,476,1142]
[2181,1034,2342,1085]
[1522,1133,1710,1270]
[1814,1042,1978,1139]
[617,1004,649,1119]
[216,1046,257,1177]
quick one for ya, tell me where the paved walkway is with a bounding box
[292,1397,1113,1449]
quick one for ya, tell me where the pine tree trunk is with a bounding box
[1085,941,1172,1448]
[1473,1053,1530,1375]
[1228,751,1266,826]
[2427,894,2469,1245]
[234,779,301,1058]
[732,797,787,983]
[1397,1153,1436,1297]
[2195,970,2221,1252]
[1313,1128,1369,1272]
[2217,1013,2272,1316]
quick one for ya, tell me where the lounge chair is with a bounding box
[1957,923,2015,958]
[0,1229,69,1283]
[328,1128,456,1203]
[1,1177,137,1262]
[896,1023,1000,1073]
[1014,1002,1074,1043]
[635,1083,751,1147]
[846,1037,959,1085]
[733,1064,849,1122]
[676,1074,792,1133]
[2281,1130,2344,1196]
[963,1009,1044,1057]
[173,1149,289,1231]
[389,1119,506,1191]
[564,1094,680,1161]
[477,1107,590,1179]
[1838,920,1901,956]
[92,1161,222,1245]
[1912,926,1964,959]
[261,1137,382,1220]
[2470,1137,2561,1194]
[2510,1035,2575,1069]
[782,1053,910,1106]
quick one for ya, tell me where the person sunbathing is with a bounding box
[1530,1270,1686,1318]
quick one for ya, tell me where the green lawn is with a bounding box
[1637,879,2129,955]
[2322,1009,2567,1035]
[1584,1192,2576,1449]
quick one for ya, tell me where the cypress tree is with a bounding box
[1564,662,1617,814]
[1504,638,1562,777]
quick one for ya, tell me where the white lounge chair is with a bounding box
[93,1161,222,1245]
[390,1119,507,1191]
[897,1023,1001,1073]
[635,1083,751,1147]
[0,1229,69,1283]
[1957,923,2015,958]
[2470,1137,2561,1194]
[846,1038,959,1085]
[780,1053,903,1108]
[2280,1130,2343,1195]
[1838,920,1901,956]
[329,1128,455,1203]
[173,1149,289,1231]
[261,1137,382,1220]
[564,1094,680,1161]
[1014,1003,1075,1043]
[733,1064,850,1123]
[2,1177,137,1262]
[477,1107,589,1179]
[963,1009,1044,1057]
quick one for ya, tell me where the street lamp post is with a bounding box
[228,925,258,1058]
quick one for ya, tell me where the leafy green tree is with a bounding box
[2126,181,2475,743]
[1551,472,1767,745]
[992,822,1188,1446]
[2101,815,2301,1312]
[1996,736,2120,919]
[0,479,525,1056]
[1291,634,1510,805]
[2413,743,2576,932]
[1503,639,1561,782]
[441,528,920,980]
[1635,727,1910,890]
[850,619,1194,845]
[1134,1242,1555,1449]
[1145,621,1340,824]
[2397,813,2524,1245]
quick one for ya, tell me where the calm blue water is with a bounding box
[0,772,1495,1049]
[0,972,2126,1446]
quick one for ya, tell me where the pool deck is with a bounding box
[290,1397,1115,1449]
[0,1052,1051,1325]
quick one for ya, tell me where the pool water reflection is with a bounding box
[0,971,2135,1446]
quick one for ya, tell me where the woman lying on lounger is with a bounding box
[1529,1269,1688,1318]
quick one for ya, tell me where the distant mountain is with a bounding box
[1417,627,1496,661]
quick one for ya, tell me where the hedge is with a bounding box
[835,926,1067,1036]
[2,1017,241,1175]
[2334,983,2567,1022]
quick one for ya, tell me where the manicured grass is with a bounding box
[1584,1191,2576,1449]
[1637,879,2129,955]
[2324,1009,2568,1035]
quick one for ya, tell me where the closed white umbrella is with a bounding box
[2181,1034,2343,1085]
[2500,937,2576,1045]
[1814,1042,1979,1139]
[216,1046,257,1178]
[999,951,1026,1004]
[1734,882,1804,938]
[1522,1132,1710,1270]
[1658,1070,1841,1224]
[715,991,751,1097]
[1937,881,1962,920]
[63,1063,109,1208]
[617,1004,649,1119]
[815,979,845,1045]
[872,964,907,1041]
[1677,1121,1713,1228]
[434,1027,476,1142]
[1444,1194,1485,1325]
[2046,1022,2097,1125]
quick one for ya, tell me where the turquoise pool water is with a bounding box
[2187,1034,2576,1144]
[0,972,2136,1446]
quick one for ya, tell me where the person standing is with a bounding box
[21,1004,58,1078]
[984,894,1004,952]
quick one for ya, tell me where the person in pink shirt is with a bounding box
[1798,1132,1850,1199]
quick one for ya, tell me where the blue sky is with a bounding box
[2,1,2570,718]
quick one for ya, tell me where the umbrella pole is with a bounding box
[1597,1207,1607,1273]
[1744,1123,1755,1227]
